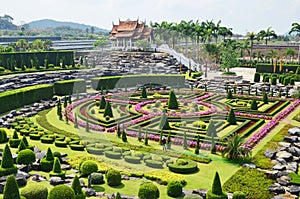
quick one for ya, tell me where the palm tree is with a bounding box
[246,32,257,66]
[267,49,279,65]
[218,26,233,40]
[258,27,277,62]
[178,20,194,57]
[16,39,29,51]
[222,134,251,161]
[285,48,296,62]
[289,22,300,63]
[238,39,250,64]
[44,39,52,51]
[191,20,206,63]
[257,51,264,62]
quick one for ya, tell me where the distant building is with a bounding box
[109,19,153,49]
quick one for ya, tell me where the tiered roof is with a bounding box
[109,19,152,41]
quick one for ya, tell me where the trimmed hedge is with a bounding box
[9,138,21,148]
[104,151,122,159]
[41,136,54,144]
[90,173,104,184]
[256,63,299,73]
[80,160,98,176]
[145,160,164,168]
[0,84,53,114]
[29,133,41,140]
[124,155,141,164]
[167,181,183,197]
[168,159,198,174]
[21,183,48,199]
[69,144,85,151]
[16,149,36,165]
[54,79,86,96]
[54,141,68,148]
[183,194,203,199]
[138,182,160,199]
[106,169,121,186]
[91,74,185,90]
[48,184,75,199]
[0,51,74,70]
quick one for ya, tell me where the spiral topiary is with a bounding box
[138,181,160,199]
[79,160,98,176]
[48,184,75,199]
[21,183,48,199]
[105,169,121,186]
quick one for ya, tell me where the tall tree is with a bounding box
[258,27,277,61]
[178,20,194,57]
[289,22,300,63]
[246,32,257,66]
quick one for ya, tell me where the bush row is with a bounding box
[54,79,86,96]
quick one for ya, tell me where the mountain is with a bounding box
[27,19,109,33]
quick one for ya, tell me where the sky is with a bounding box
[1,0,300,35]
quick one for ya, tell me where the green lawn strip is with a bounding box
[217,122,242,138]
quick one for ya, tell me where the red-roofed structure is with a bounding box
[109,19,153,49]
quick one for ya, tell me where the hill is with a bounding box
[27,19,109,33]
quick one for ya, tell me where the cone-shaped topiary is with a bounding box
[52,157,62,173]
[45,147,54,161]
[18,140,27,153]
[144,131,148,146]
[103,101,113,117]
[168,90,178,109]
[117,123,121,138]
[1,144,14,169]
[85,117,90,132]
[227,90,233,99]
[64,96,68,108]
[159,111,170,130]
[138,127,142,141]
[195,135,200,155]
[21,136,29,147]
[206,120,217,138]
[206,172,228,199]
[227,109,237,125]
[0,128,7,143]
[100,96,106,109]
[141,86,147,98]
[115,192,122,199]
[254,72,260,82]
[72,175,86,199]
[250,99,258,110]
[12,130,19,139]
[262,93,268,104]
[3,175,21,199]
[183,131,188,150]
[121,125,127,142]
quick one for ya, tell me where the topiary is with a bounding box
[99,96,106,109]
[72,175,86,199]
[141,86,147,98]
[168,90,178,109]
[183,194,203,199]
[227,90,233,99]
[80,160,98,176]
[17,149,36,165]
[206,172,228,199]
[232,191,246,199]
[48,184,75,199]
[115,192,122,199]
[3,175,22,199]
[40,147,55,172]
[227,109,236,125]
[159,111,170,130]
[0,128,8,143]
[106,169,121,186]
[253,72,260,83]
[250,99,258,110]
[167,181,183,197]
[21,183,48,199]
[17,140,27,153]
[90,172,104,184]
[103,101,113,117]
[1,144,14,169]
[138,181,160,199]
[262,93,268,104]
[52,157,62,173]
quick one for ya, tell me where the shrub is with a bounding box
[21,183,48,199]
[183,194,203,199]
[253,72,260,82]
[227,90,233,99]
[70,144,85,151]
[3,175,21,199]
[0,128,7,143]
[1,144,15,169]
[29,133,41,140]
[72,175,86,199]
[206,172,227,199]
[168,90,178,109]
[145,160,163,168]
[167,181,183,197]
[138,181,160,199]
[106,169,121,186]
[48,184,75,199]
[141,86,147,98]
[80,160,98,176]
[104,151,122,159]
[159,111,170,130]
[250,99,258,110]
[17,140,27,153]
[90,173,104,184]
[17,149,36,165]
[271,77,277,85]
[168,159,198,174]
[41,136,54,144]
[55,140,68,147]
[227,109,236,125]
[103,101,113,117]
[124,155,141,164]
[223,168,274,199]
[9,138,21,148]
[232,191,246,199]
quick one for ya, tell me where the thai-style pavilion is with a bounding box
[109,19,153,49]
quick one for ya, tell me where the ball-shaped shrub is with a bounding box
[79,160,98,176]
[232,191,246,199]
[183,194,203,199]
[90,172,104,184]
[16,149,36,165]
[48,184,75,199]
[138,182,160,199]
[105,169,121,186]
[21,183,48,199]
[167,181,183,197]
